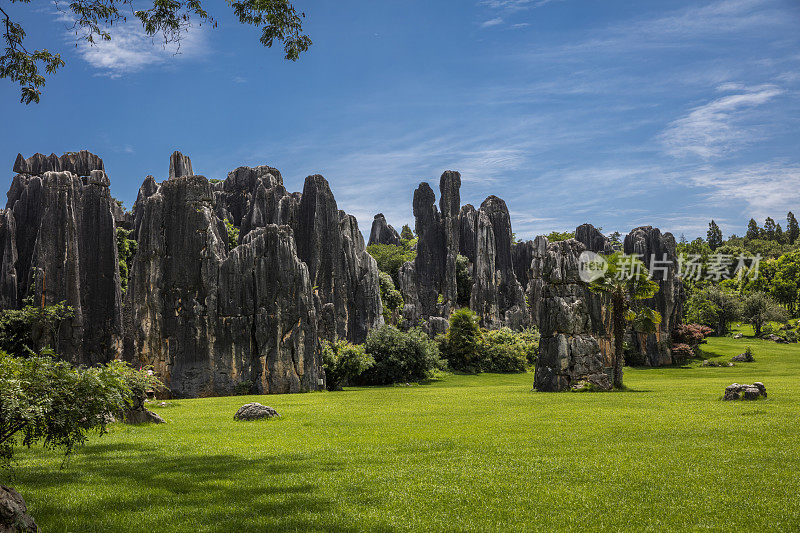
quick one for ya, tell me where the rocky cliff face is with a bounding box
[2,155,122,364]
[575,223,614,254]
[13,150,104,176]
[623,226,683,366]
[531,238,612,391]
[168,151,194,180]
[470,196,528,329]
[368,213,401,246]
[123,174,323,397]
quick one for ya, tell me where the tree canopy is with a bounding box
[1,0,311,103]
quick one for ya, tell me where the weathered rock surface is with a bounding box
[723,382,766,401]
[13,150,104,176]
[234,402,279,421]
[511,239,535,296]
[470,196,528,329]
[2,162,122,364]
[458,204,478,265]
[168,150,193,180]
[124,175,323,397]
[0,485,38,533]
[532,238,613,392]
[368,213,401,246]
[295,175,383,343]
[575,223,614,254]
[624,226,683,366]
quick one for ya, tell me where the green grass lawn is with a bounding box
[7,329,800,532]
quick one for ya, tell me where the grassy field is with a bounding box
[6,328,800,532]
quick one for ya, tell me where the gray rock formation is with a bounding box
[215,165,284,233]
[532,238,613,392]
[470,196,528,329]
[295,175,383,342]
[1,485,38,533]
[124,174,323,397]
[234,402,279,420]
[368,213,401,246]
[511,239,534,295]
[112,199,134,230]
[623,226,683,366]
[575,223,614,254]
[13,150,104,176]
[168,150,193,180]
[458,204,478,264]
[2,159,122,364]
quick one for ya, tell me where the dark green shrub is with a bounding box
[442,308,482,372]
[358,326,442,385]
[378,272,403,325]
[0,297,73,356]
[321,340,374,390]
[479,328,528,373]
[455,255,472,307]
[0,351,162,466]
[233,380,253,395]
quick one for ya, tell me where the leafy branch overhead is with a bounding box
[0,0,311,104]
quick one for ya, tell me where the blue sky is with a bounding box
[2,0,799,241]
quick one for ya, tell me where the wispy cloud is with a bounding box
[61,18,207,77]
[480,17,504,28]
[660,84,784,158]
[688,161,800,219]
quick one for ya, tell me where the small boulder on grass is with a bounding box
[723,382,767,401]
[234,403,279,421]
[731,347,755,363]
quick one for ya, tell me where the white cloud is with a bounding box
[688,161,800,218]
[66,19,207,77]
[480,17,504,28]
[660,84,784,158]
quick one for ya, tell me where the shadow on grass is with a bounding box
[14,441,396,533]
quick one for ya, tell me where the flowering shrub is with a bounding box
[672,323,713,347]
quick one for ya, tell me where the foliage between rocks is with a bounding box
[356,326,443,386]
[0,351,161,467]
[321,340,375,391]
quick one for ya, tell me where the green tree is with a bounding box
[787,212,799,245]
[763,217,777,241]
[320,340,374,391]
[455,254,472,307]
[685,285,741,336]
[441,308,482,372]
[400,224,414,241]
[589,253,660,388]
[1,351,161,466]
[2,0,311,103]
[545,231,574,242]
[366,243,416,285]
[224,218,240,251]
[377,272,403,325]
[116,227,138,294]
[746,219,760,240]
[740,292,788,337]
[0,298,73,356]
[707,220,723,251]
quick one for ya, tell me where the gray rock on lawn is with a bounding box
[733,333,743,339]
[234,403,279,421]
[1,485,38,532]
[124,408,166,425]
[723,382,767,401]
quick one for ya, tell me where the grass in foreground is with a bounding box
[6,328,800,532]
